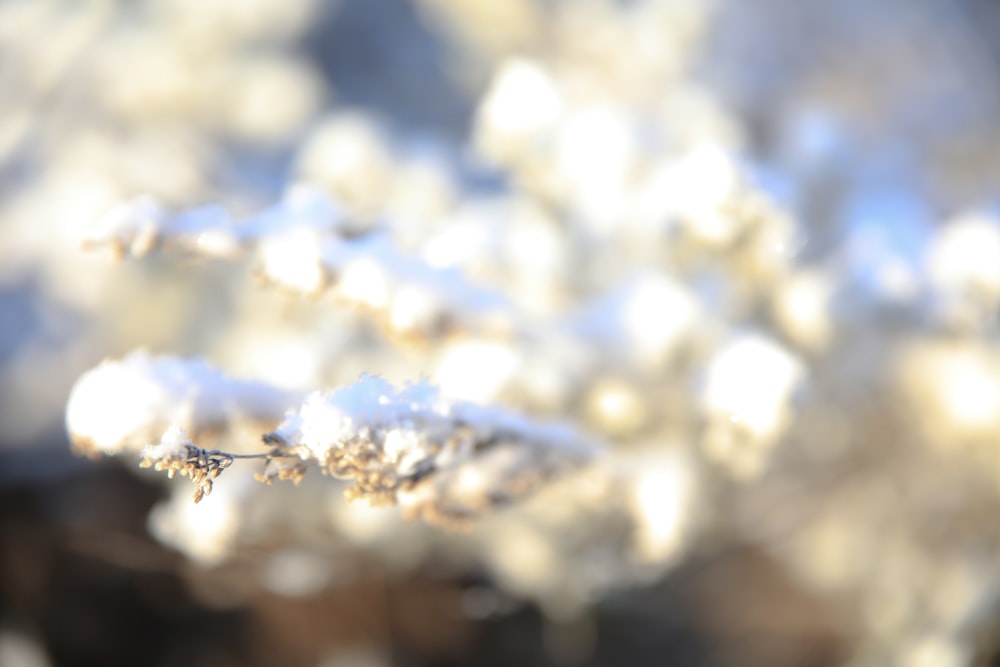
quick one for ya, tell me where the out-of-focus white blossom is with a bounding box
[295,113,395,218]
[423,196,571,316]
[701,334,804,475]
[661,145,743,245]
[148,474,249,566]
[582,377,648,437]
[573,272,702,372]
[895,341,1000,447]
[926,211,1000,330]
[258,228,329,295]
[474,58,562,166]
[433,341,521,404]
[219,54,324,144]
[626,451,695,566]
[772,269,836,352]
[553,105,633,226]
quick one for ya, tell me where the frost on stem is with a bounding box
[261,374,601,526]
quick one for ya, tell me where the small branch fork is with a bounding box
[140,441,305,503]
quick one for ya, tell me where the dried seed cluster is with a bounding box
[139,428,235,503]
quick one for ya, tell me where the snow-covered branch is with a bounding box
[259,374,599,526]
[84,186,514,339]
[74,357,602,525]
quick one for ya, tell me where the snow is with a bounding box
[140,424,192,463]
[66,351,301,454]
[265,374,600,521]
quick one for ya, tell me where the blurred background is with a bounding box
[3,0,1000,665]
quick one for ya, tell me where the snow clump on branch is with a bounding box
[261,374,601,526]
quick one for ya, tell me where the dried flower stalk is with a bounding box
[139,426,235,503]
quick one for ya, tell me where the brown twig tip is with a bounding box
[139,426,235,503]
